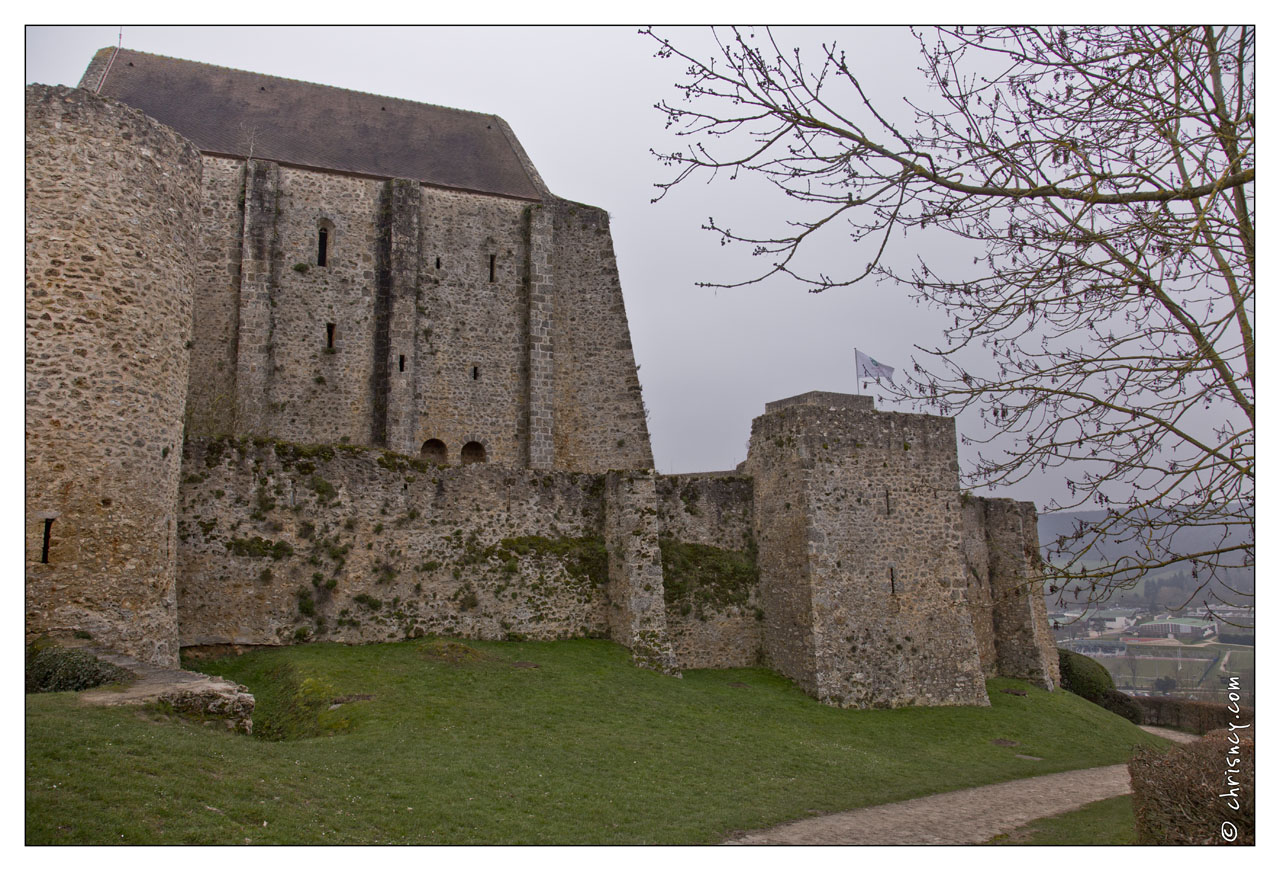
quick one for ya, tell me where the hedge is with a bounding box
[1129,730,1253,845]
[1128,695,1255,735]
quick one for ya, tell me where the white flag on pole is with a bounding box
[855,349,894,383]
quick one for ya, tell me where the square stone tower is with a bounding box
[746,392,990,708]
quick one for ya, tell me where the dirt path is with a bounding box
[725,726,1196,845]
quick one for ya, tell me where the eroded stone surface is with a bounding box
[73,642,255,734]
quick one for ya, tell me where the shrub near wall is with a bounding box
[26,645,133,693]
[1129,731,1254,845]
[1057,649,1141,722]
[1129,695,1256,735]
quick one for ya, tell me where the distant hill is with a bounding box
[1037,508,1254,609]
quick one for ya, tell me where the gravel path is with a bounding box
[725,726,1196,845]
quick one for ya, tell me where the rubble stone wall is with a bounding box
[176,437,612,648]
[548,201,653,472]
[973,498,1060,689]
[25,85,202,666]
[746,394,990,708]
[656,474,763,669]
[961,500,999,676]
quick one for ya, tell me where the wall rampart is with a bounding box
[184,156,244,436]
[28,51,1064,711]
[960,499,999,676]
[414,186,530,465]
[177,438,612,648]
[971,498,1060,689]
[745,413,820,694]
[656,474,762,668]
[25,84,202,666]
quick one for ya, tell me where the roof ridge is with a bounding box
[102,46,506,123]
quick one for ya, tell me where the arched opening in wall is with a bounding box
[461,441,487,465]
[421,439,447,465]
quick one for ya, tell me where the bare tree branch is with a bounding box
[646,25,1254,610]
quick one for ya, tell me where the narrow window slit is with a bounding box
[41,519,53,564]
[489,254,496,282]
[317,227,329,266]
[471,366,479,380]
[435,256,441,270]
[398,354,405,372]
[326,323,335,350]
[889,566,896,595]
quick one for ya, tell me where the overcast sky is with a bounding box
[26,24,1059,503]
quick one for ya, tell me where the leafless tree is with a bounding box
[645,26,1253,614]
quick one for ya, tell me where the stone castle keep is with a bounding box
[26,48,1059,708]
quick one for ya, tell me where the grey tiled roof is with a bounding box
[88,48,543,200]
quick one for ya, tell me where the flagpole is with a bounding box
[854,348,859,395]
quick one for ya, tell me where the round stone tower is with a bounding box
[25,84,202,666]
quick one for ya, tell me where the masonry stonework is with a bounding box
[656,474,763,669]
[964,498,1061,689]
[26,51,1060,710]
[177,438,611,647]
[746,393,991,708]
[25,84,202,667]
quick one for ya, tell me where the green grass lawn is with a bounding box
[988,795,1138,845]
[27,637,1166,844]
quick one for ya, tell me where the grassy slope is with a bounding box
[26,638,1166,845]
[988,795,1138,845]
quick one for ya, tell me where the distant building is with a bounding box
[1087,610,1137,632]
[1215,615,1254,645]
[1135,618,1214,639]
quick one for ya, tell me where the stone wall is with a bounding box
[603,471,679,673]
[28,54,1061,709]
[746,393,990,708]
[184,156,243,436]
[548,200,653,472]
[260,164,384,446]
[177,437,612,648]
[960,500,999,676]
[25,85,202,666]
[967,497,1060,689]
[180,163,650,474]
[415,185,531,465]
[656,474,763,669]
[746,423,819,692]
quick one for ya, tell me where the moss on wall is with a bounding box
[659,537,758,618]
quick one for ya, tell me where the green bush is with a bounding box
[26,646,132,693]
[1099,688,1143,724]
[1130,731,1253,844]
[1057,648,1115,703]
